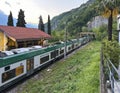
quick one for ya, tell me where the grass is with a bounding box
[20,41,101,93]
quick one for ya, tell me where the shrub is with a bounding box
[93,25,107,41]
[102,39,120,69]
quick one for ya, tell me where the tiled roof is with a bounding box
[0,25,51,41]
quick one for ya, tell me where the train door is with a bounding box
[26,58,34,75]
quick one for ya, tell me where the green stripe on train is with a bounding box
[0,43,65,67]
[0,38,85,67]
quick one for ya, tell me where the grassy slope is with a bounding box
[21,41,101,93]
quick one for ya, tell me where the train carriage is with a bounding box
[0,37,90,91]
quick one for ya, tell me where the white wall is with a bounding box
[117,15,120,43]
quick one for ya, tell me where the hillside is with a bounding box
[50,0,97,36]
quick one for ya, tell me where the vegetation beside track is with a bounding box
[20,41,100,93]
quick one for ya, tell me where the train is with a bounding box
[0,36,90,91]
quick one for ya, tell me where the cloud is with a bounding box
[16,2,20,5]
[5,1,11,7]
[0,0,89,24]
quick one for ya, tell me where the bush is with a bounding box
[102,39,120,69]
[93,25,107,41]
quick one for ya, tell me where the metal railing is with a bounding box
[104,56,120,93]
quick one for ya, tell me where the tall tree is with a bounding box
[7,11,14,26]
[47,15,51,35]
[97,0,120,41]
[38,15,44,32]
[16,9,26,27]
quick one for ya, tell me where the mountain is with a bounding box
[0,10,37,28]
[50,0,96,36]
[26,23,38,28]
[0,10,9,25]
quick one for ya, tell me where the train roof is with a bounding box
[0,43,65,67]
[0,38,83,67]
[11,46,43,54]
[0,51,14,57]
[0,45,43,57]
[11,48,30,54]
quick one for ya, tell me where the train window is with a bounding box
[68,47,71,50]
[5,66,10,71]
[15,65,24,76]
[51,50,59,59]
[2,69,15,83]
[2,65,24,83]
[26,58,34,72]
[51,51,55,59]
[72,44,74,49]
[40,55,49,64]
[60,49,64,54]
[56,50,59,56]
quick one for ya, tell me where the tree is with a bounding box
[38,15,44,32]
[7,11,14,26]
[97,0,120,41]
[16,9,26,27]
[47,15,51,35]
[82,26,88,32]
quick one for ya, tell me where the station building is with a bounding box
[0,25,51,51]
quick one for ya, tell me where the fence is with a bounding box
[100,50,120,93]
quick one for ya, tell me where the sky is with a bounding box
[0,0,88,24]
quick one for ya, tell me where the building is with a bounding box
[87,16,108,30]
[0,25,51,51]
[117,15,120,43]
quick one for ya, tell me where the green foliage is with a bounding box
[97,0,120,11]
[82,26,88,32]
[93,25,107,41]
[97,0,120,41]
[16,9,26,27]
[51,0,97,37]
[38,15,45,32]
[112,20,118,40]
[19,41,100,93]
[49,30,65,42]
[50,30,75,43]
[47,15,51,35]
[7,11,14,26]
[102,39,120,68]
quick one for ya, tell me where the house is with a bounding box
[0,25,51,51]
[87,16,108,30]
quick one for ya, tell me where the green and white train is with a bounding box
[0,37,89,91]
